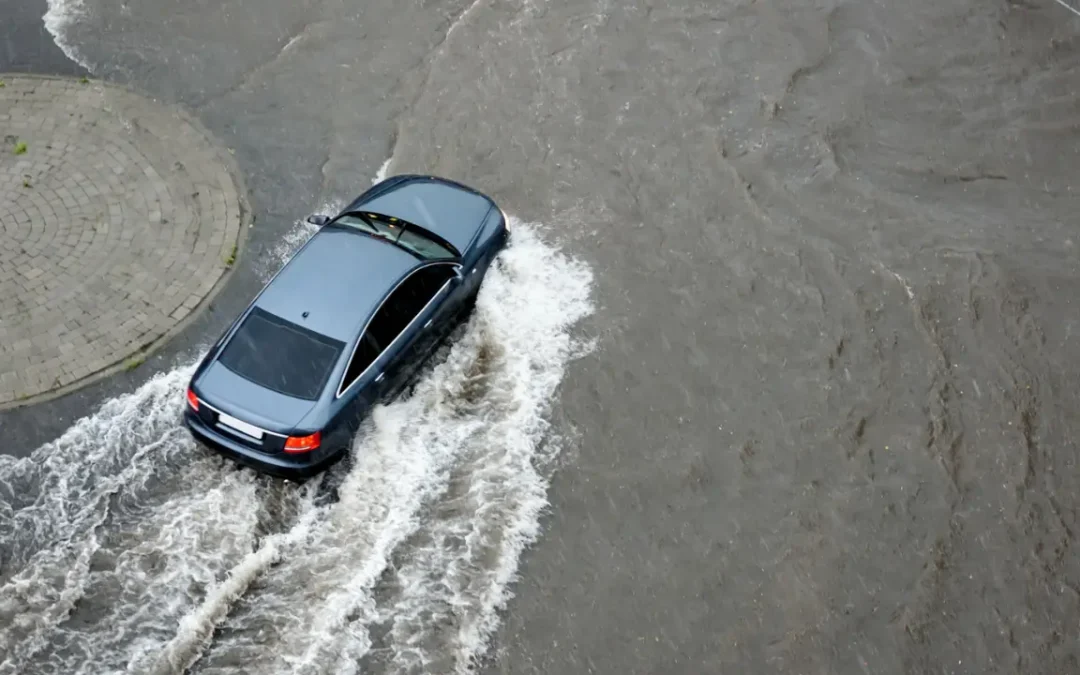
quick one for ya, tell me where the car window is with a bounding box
[338,332,380,396]
[334,213,394,240]
[395,227,456,260]
[333,213,457,261]
[338,264,457,395]
[218,307,345,400]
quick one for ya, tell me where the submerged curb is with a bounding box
[0,74,251,409]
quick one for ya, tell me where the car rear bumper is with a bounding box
[183,408,343,480]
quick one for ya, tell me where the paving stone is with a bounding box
[0,75,246,406]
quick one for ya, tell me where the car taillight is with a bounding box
[186,387,199,411]
[284,431,321,453]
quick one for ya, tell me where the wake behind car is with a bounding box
[182,175,509,479]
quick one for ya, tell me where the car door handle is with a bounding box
[375,372,385,383]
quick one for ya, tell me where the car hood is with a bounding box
[195,361,316,432]
[358,181,492,254]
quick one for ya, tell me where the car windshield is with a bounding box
[217,307,345,400]
[333,213,457,261]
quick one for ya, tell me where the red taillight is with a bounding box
[284,431,321,453]
[186,387,199,411]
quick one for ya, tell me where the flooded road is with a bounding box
[4,0,1080,672]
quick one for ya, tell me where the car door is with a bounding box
[400,265,461,376]
[365,263,459,401]
[332,330,383,437]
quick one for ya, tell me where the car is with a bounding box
[182,174,510,479]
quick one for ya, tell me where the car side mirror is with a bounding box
[306,214,330,226]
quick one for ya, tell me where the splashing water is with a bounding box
[43,0,90,69]
[373,158,392,185]
[0,365,317,675]
[0,216,594,674]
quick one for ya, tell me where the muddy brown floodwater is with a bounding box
[4,0,1080,673]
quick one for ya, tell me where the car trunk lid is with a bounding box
[193,362,317,452]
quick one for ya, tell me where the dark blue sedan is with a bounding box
[182,175,509,479]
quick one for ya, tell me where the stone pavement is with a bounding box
[0,75,248,407]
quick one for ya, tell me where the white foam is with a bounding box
[444,0,487,49]
[43,0,92,71]
[373,158,393,184]
[0,366,266,674]
[282,34,303,52]
[375,222,596,673]
[144,480,323,674]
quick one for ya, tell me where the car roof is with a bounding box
[253,228,420,342]
[352,179,494,255]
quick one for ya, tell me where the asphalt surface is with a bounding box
[4,0,1080,673]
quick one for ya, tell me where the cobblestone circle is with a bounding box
[0,75,246,407]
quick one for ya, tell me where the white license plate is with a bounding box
[217,412,264,440]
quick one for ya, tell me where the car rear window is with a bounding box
[217,307,345,400]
